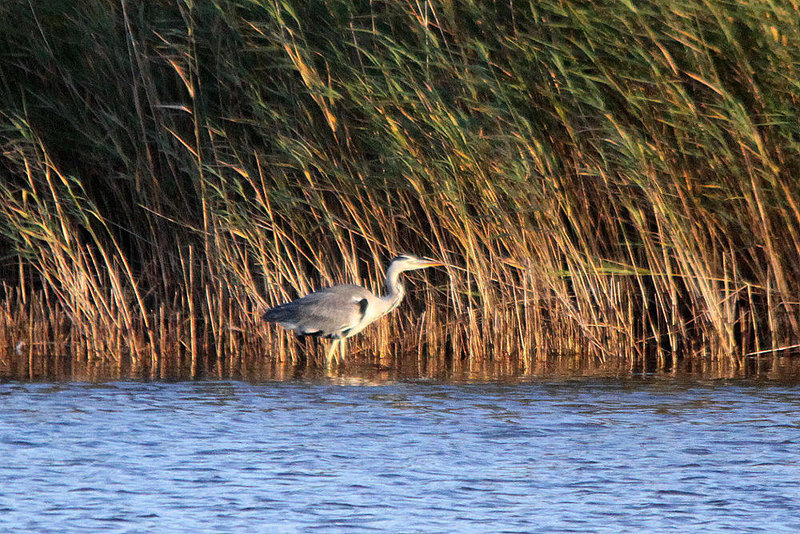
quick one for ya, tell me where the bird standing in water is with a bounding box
[262,254,443,365]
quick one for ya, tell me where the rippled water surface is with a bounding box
[2,377,800,532]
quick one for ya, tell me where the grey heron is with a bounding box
[262,254,444,364]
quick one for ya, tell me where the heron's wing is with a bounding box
[263,285,373,337]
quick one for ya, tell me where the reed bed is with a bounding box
[1,0,799,379]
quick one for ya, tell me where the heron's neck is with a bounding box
[379,262,406,315]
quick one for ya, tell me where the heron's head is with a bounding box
[390,253,445,271]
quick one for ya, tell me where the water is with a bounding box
[2,377,800,533]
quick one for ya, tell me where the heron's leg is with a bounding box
[326,339,339,367]
[338,337,347,364]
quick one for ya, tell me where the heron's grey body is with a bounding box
[262,254,442,364]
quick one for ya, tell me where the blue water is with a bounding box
[1,378,800,532]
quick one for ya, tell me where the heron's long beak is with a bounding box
[420,257,445,267]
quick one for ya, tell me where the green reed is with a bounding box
[1,0,799,378]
